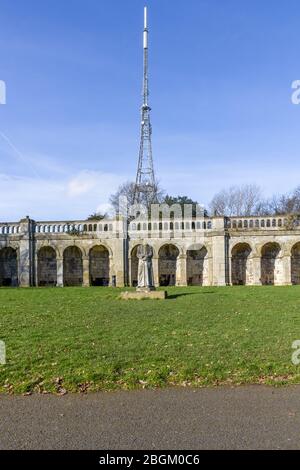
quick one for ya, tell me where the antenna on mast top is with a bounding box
[134,6,156,206]
[143,6,148,48]
[144,6,147,30]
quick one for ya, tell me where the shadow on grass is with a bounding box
[167,290,217,299]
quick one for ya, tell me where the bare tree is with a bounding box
[209,184,263,216]
[262,187,300,215]
[109,181,164,216]
[110,181,136,215]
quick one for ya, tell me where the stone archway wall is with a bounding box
[38,246,57,286]
[187,247,208,286]
[63,246,83,286]
[0,247,18,287]
[261,243,281,285]
[89,245,109,286]
[291,242,300,285]
[231,243,252,285]
[158,244,179,286]
[4,218,300,288]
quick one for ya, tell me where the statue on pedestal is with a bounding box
[136,244,155,291]
[120,243,166,299]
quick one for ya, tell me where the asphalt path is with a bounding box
[0,385,300,449]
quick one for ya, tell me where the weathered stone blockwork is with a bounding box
[1,215,300,287]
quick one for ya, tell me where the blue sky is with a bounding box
[0,0,300,221]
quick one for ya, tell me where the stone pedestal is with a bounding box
[120,290,167,300]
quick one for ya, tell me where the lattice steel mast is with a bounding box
[134,6,156,205]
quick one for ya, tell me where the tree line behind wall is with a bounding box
[89,182,300,221]
[209,184,300,217]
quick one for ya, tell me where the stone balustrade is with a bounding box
[226,215,300,230]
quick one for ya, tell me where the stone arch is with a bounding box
[157,241,183,257]
[186,245,208,286]
[261,242,281,285]
[37,246,57,287]
[231,243,252,285]
[291,242,300,285]
[158,244,179,286]
[90,242,113,258]
[37,242,59,257]
[0,247,18,287]
[63,246,83,286]
[89,245,110,286]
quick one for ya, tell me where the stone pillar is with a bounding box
[18,217,31,287]
[276,255,291,286]
[228,256,232,285]
[211,235,226,286]
[83,257,90,287]
[128,257,132,286]
[245,257,252,286]
[283,255,292,285]
[111,239,126,287]
[18,244,29,286]
[176,254,187,286]
[152,256,159,287]
[114,257,124,287]
[249,256,261,285]
[34,254,38,287]
[203,256,212,286]
[57,257,64,287]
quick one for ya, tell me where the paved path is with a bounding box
[1,386,300,449]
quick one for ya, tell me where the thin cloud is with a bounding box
[0,131,40,178]
[0,171,124,222]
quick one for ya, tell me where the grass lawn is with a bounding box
[1,286,300,393]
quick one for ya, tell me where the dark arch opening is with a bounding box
[187,247,208,286]
[291,242,300,285]
[158,244,179,286]
[0,247,18,287]
[89,245,109,286]
[38,246,57,287]
[130,245,142,287]
[63,246,83,286]
[231,243,252,286]
[261,243,280,285]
